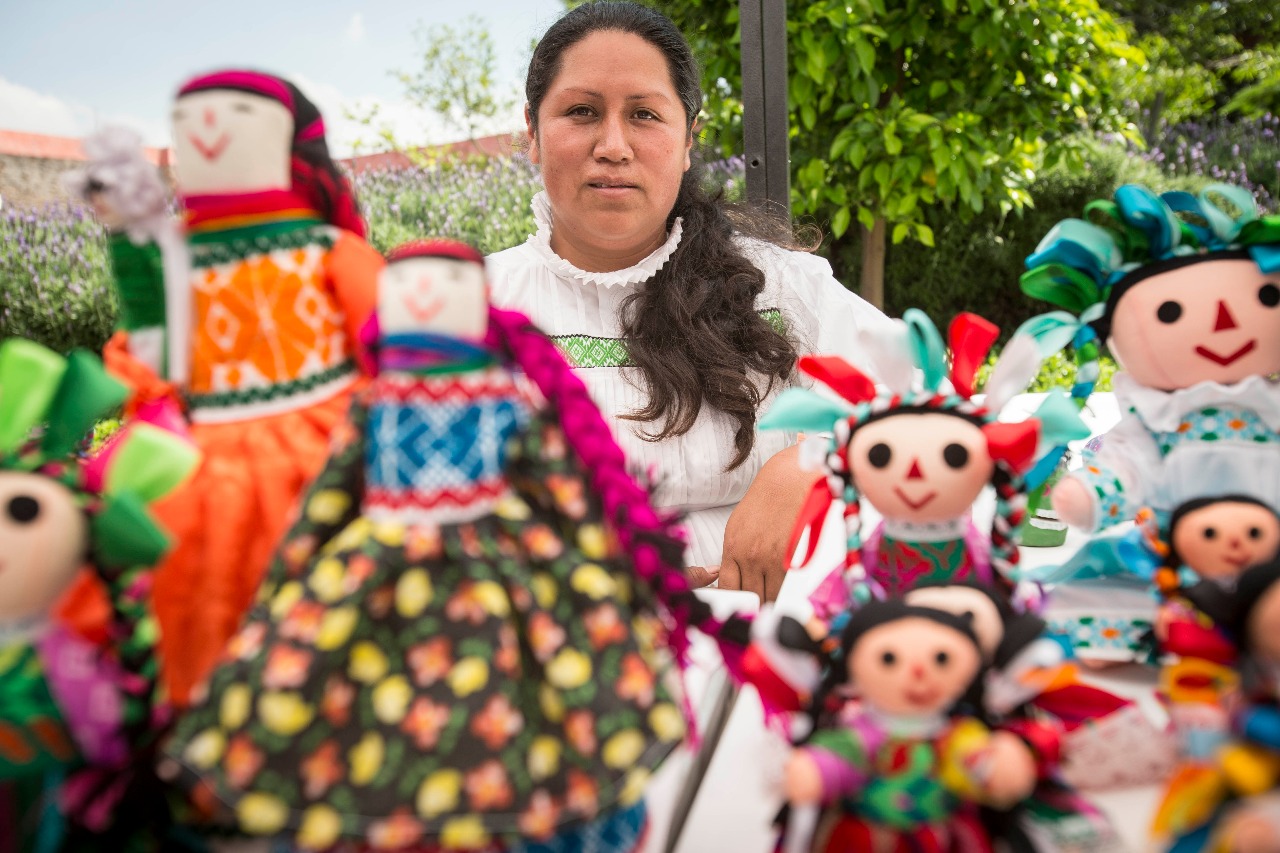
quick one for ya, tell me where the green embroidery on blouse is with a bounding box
[552,307,787,368]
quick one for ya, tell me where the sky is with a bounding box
[0,0,565,156]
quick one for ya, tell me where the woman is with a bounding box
[487,1,892,601]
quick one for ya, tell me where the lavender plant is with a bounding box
[1138,112,1280,210]
[0,202,115,353]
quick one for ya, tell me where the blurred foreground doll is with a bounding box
[0,339,197,850]
[1016,183,1280,664]
[95,69,384,706]
[163,239,750,851]
[780,597,1041,853]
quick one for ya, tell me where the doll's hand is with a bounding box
[783,751,825,805]
[981,731,1038,809]
[1216,806,1280,853]
[1050,477,1094,530]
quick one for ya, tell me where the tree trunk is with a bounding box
[860,218,887,310]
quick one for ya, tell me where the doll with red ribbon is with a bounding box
[90,69,385,708]
[0,339,197,849]
[755,309,1087,626]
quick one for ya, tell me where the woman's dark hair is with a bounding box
[526,1,804,470]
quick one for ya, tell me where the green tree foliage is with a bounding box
[396,14,516,144]
[650,0,1141,307]
[1104,1,1280,127]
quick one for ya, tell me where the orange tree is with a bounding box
[649,0,1142,307]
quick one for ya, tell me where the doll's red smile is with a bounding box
[189,133,231,161]
[1195,339,1256,366]
[404,291,444,323]
[904,685,941,707]
[894,487,936,510]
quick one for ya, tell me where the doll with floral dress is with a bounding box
[163,239,750,851]
[89,69,385,707]
[0,339,197,849]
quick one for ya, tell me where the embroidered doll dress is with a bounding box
[797,709,993,853]
[1066,373,1280,532]
[103,190,383,707]
[862,517,994,596]
[165,335,683,850]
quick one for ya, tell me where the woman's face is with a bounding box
[528,29,692,271]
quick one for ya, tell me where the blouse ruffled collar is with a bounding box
[525,191,683,288]
[1115,372,1280,430]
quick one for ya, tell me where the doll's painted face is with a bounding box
[0,472,89,623]
[1108,259,1280,390]
[904,586,1003,661]
[1172,500,1280,582]
[848,412,994,523]
[378,255,488,340]
[172,89,293,195]
[848,616,982,716]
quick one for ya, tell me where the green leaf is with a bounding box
[832,205,852,238]
[801,102,817,131]
[929,80,949,99]
[892,222,910,243]
[916,223,936,247]
[857,206,877,231]
[854,39,876,76]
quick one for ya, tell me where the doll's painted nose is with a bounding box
[1214,300,1238,332]
[204,107,217,128]
[910,663,926,679]
[906,459,924,480]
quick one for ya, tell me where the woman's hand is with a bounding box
[718,443,822,602]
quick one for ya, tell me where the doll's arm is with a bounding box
[1052,412,1159,531]
[327,232,385,350]
[787,728,871,804]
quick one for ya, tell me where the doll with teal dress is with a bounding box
[164,239,749,851]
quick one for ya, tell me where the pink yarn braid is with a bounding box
[484,306,751,682]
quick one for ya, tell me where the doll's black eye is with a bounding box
[1203,526,1217,540]
[6,495,39,524]
[868,443,892,469]
[881,650,897,666]
[1259,284,1280,308]
[935,650,949,667]
[1250,527,1264,540]
[943,443,969,469]
[1156,301,1183,323]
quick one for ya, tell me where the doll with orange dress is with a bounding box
[91,69,383,706]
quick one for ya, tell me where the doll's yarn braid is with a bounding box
[485,306,750,676]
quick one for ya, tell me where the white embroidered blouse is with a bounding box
[487,191,891,567]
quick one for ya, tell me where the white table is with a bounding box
[643,393,1175,853]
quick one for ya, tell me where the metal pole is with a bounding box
[740,0,791,214]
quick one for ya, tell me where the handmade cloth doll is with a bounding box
[163,239,749,851]
[0,339,197,849]
[1153,557,1280,851]
[781,598,1040,853]
[63,126,190,384]
[1017,183,1280,533]
[756,309,1086,620]
[98,69,384,706]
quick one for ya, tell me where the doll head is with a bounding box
[1232,557,1280,664]
[0,339,198,628]
[63,127,169,235]
[838,599,983,717]
[761,310,1086,600]
[173,70,364,235]
[379,240,489,341]
[1021,183,1280,393]
[1169,496,1280,584]
[848,408,994,524]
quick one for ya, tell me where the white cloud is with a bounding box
[345,12,365,42]
[0,76,168,147]
[289,72,523,159]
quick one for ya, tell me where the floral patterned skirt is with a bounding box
[164,405,684,851]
